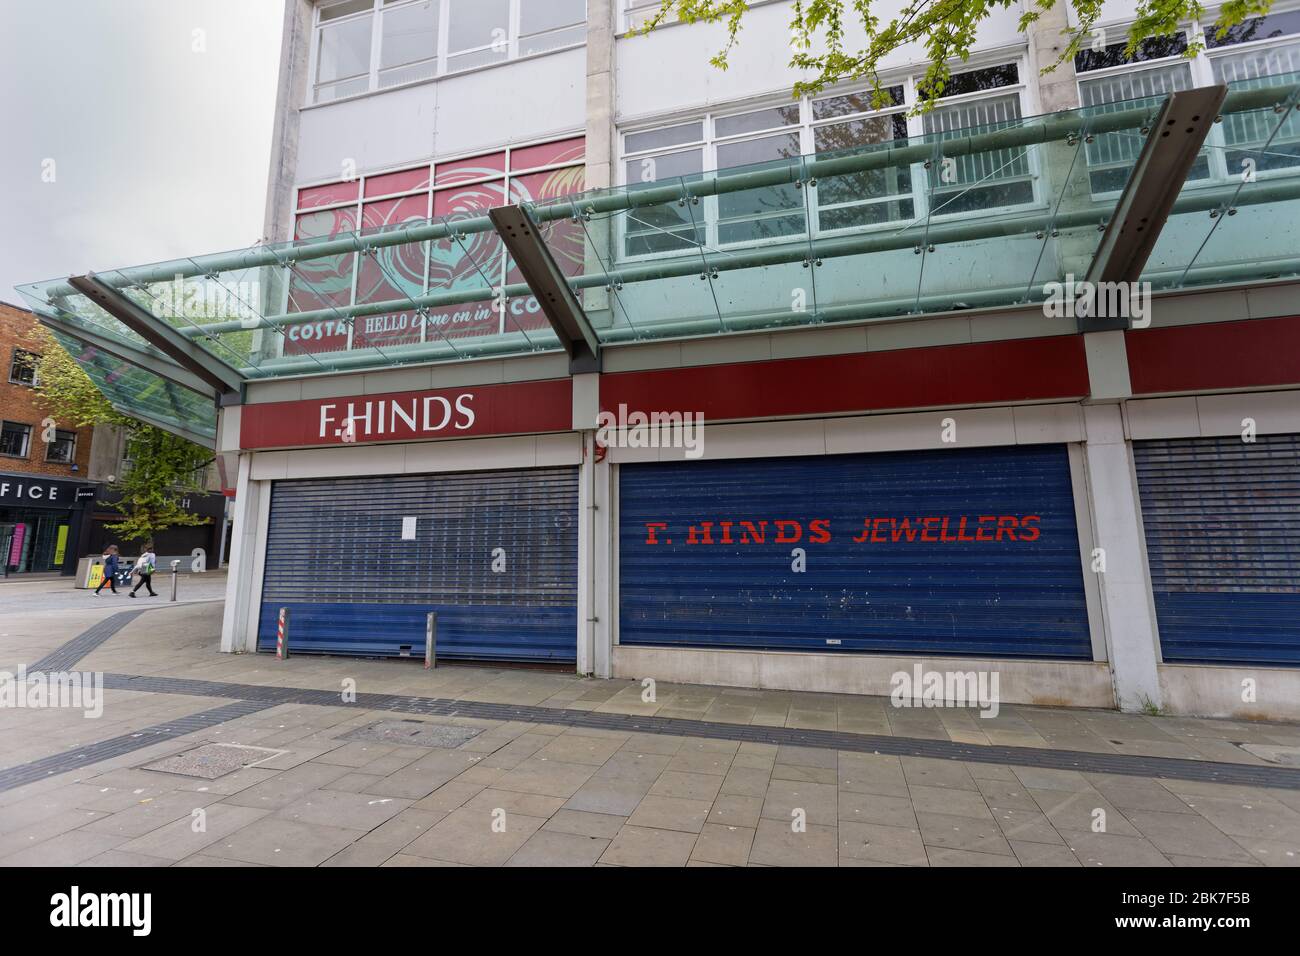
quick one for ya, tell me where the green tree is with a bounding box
[23,322,213,546]
[636,0,1275,110]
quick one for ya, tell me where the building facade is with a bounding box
[21,0,1300,718]
[0,301,98,574]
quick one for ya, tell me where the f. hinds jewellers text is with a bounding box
[641,514,1043,545]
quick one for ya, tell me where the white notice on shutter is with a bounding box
[401,516,417,540]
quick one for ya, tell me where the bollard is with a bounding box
[277,607,290,660]
[424,611,437,669]
[170,559,180,601]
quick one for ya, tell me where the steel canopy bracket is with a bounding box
[488,204,602,374]
[1080,84,1228,333]
[67,273,245,404]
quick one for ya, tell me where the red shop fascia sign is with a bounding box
[238,378,573,450]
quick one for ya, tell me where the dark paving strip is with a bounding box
[0,700,274,794]
[101,673,1300,790]
[21,598,223,675]
[26,608,148,673]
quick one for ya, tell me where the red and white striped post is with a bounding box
[276,607,289,660]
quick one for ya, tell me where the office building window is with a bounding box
[0,421,32,459]
[311,0,587,103]
[44,429,77,464]
[619,60,1033,257]
[8,348,39,386]
[1076,10,1300,189]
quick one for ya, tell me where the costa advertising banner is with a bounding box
[285,206,357,356]
[287,137,585,357]
[239,378,573,450]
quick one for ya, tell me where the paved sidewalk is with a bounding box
[1,599,1299,867]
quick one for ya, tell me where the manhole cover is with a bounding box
[142,743,286,779]
[341,719,482,749]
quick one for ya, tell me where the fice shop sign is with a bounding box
[0,479,79,505]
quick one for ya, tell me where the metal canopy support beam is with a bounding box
[487,204,602,373]
[1081,84,1228,332]
[37,313,218,399]
[67,274,244,402]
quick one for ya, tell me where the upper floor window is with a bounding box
[311,0,587,104]
[1076,9,1300,190]
[0,421,31,459]
[44,429,77,464]
[619,61,1032,257]
[8,348,39,387]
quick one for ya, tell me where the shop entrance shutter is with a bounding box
[1135,434,1300,666]
[257,468,578,661]
[619,444,1091,659]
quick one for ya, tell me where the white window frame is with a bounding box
[307,0,588,107]
[1075,5,1300,193]
[616,55,1039,264]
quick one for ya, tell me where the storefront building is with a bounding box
[0,301,98,574]
[0,473,96,575]
[18,0,1300,718]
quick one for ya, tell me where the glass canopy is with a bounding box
[16,74,1300,441]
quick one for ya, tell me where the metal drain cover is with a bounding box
[142,743,285,779]
[341,719,482,749]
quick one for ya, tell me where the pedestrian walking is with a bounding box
[128,544,158,598]
[94,545,121,595]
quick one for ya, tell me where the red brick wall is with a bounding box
[0,301,95,479]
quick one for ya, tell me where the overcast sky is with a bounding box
[0,0,285,306]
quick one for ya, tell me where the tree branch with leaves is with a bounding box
[635,0,1276,111]
[22,322,213,545]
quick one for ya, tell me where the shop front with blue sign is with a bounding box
[618,444,1093,659]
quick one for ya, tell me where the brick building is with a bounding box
[0,300,97,573]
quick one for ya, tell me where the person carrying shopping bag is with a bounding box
[94,545,121,595]
[129,544,158,598]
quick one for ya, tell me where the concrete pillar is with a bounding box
[1026,3,1082,113]
[592,453,613,679]
[577,431,595,675]
[262,0,314,247]
[86,423,127,482]
[220,453,264,653]
[1082,404,1163,712]
[583,0,617,330]
[573,373,612,675]
[585,0,616,192]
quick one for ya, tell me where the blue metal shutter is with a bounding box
[258,468,578,661]
[618,444,1090,659]
[1135,434,1300,666]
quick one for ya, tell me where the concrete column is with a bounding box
[261,0,314,247]
[1082,404,1163,712]
[573,373,610,675]
[1026,3,1082,113]
[220,453,263,653]
[585,0,616,192]
[577,432,595,675]
[583,0,617,330]
[592,453,613,678]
